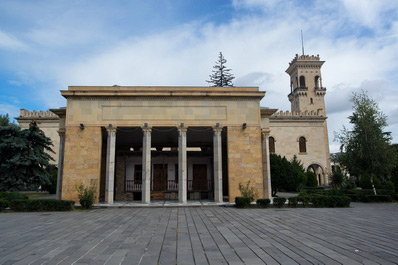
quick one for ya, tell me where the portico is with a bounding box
[58,86,271,203]
[102,125,225,204]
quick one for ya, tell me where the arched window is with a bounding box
[314,76,320,88]
[310,98,313,104]
[299,136,306,153]
[269,137,275,153]
[299,76,306,87]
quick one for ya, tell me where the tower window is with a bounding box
[315,76,320,88]
[299,136,306,153]
[299,76,306,88]
[310,98,313,104]
[269,137,275,153]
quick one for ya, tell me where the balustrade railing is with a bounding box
[126,180,142,192]
[126,179,212,192]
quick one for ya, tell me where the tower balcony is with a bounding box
[314,87,327,91]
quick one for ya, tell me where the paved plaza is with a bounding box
[1,203,398,264]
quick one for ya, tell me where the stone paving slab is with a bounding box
[0,203,398,264]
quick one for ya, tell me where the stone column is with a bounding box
[142,126,152,203]
[178,127,187,203]
[261,129,272,199]
[56,129,65,200]
[213,127,223,203]
[105,127,117,203]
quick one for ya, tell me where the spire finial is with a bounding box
[301,30,305,56]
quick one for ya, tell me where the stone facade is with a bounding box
[227,126,264,201]
[17,54,331,203]
[61,126,102,201]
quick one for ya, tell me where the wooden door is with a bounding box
[192,164,207,190]
[153,164,168,191]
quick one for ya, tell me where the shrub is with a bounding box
[386,181,395,192]
[0,199,8,211]
[335,196,351,207]
[76,183,97,209]
[256,199,270,207]
[393,194,398,201]
[310,195,351,207]
[43,170,57,194]
[9,199,29,211]
[306,171,318,187]
[376,189,394,196]
[0,192,28,201]
[329,168,345,189]
[235,197,251,208]
[26,199,75,211]
[297,196,311,207]
[365,195,392,203]
[342,177,356,190]
[9,199,74,211]
[359,174,372,189]
[288,197,298,207]
[273,197,286,208]
[373,176,382,189]
[238,181,259,202]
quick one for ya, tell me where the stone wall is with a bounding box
[227,126,264,202]
[268,117,331,184]
[114,156,133,201]
[61,126,102,202]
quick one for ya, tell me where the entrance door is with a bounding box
[192,164,207,190]
[153,164,168,191]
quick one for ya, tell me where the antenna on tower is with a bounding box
[301,30,305,55]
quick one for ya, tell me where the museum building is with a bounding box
[17,54,331,204]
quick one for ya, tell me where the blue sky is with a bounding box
[0,0,397,152]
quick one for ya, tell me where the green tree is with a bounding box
[0,122,54,191]
[306,171,318,187]
[207,52,235,87]
[270,154,306,195]
[335,91,395,194]
[329,167,345,189]
[0,113,18,128]
[290,155,307,190]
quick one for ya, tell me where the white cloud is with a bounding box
[0,0,397,150]
[339,0,398,29]
[0,30,26,50]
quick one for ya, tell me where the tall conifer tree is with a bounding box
[207,52,235,87]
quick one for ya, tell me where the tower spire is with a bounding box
[301,30,305,55]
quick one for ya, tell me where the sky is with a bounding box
[0,0,397,153]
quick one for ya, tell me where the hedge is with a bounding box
[288,197,298,207]
[0,199,8,211]
[297,196,311,207]
[256,199,271,207]
[310,195,351,207]
[0,192,28,201]
[9,199,75,212]
[235,197,251,208]
[365,195,392,203]
[273,197,286,208]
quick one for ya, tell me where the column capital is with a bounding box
[213,126,222,135]
[106,127,117,136]
[261,129,270,138]
[57,129,65,137]
[178,127,187,136]
[141,126,152,135]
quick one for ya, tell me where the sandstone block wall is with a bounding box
[227,126,264,202]
[61,126,102,202]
